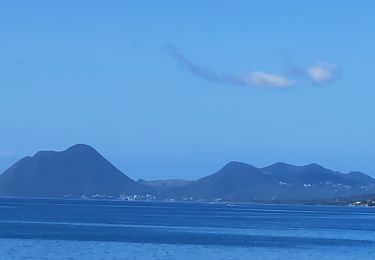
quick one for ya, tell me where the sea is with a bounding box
[0,198,374,259]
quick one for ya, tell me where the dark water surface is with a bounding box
[0,198,374,259]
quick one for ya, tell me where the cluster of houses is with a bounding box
[349,200,375,207]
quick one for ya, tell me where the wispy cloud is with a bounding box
[167,45,340,88]
[166,45,295,88]
[166,45,224,83]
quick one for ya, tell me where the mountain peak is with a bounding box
[224,161,250,168]
[221,161,259,173]
[32,144,100,160]
[65,144,98,153]
[304,163,325,169]
[269,162,294,168]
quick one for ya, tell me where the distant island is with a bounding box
[0,144,374,205]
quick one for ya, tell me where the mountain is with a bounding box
[161,161,375,202]
[0,144,147,197]
[1,145,374,203]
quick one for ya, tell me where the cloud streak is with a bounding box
[241,71,296,88]
[166,45,224,83]
[166,45,295,88]
[167,45,340,88]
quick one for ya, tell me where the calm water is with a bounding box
[0,198,374,259]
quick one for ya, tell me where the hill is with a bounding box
[161,161,375,202]
[0,144,147,197]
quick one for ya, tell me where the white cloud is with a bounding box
[306,62,339,84]
[243,71,296,88]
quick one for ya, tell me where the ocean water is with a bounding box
[0,198,374,259]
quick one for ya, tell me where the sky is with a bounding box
[1,1,375,180]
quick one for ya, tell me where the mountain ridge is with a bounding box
[160,160,375,201]
[0,144,374,202]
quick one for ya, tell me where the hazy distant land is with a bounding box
[0,144,374,206]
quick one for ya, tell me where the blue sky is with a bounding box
[1,1,375,179]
